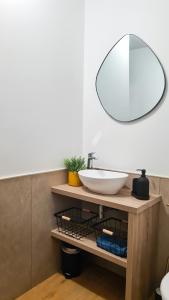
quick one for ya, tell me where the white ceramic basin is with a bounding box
[78,169,128,195]
[160,272,169,300]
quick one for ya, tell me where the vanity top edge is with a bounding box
[51,184,161,214]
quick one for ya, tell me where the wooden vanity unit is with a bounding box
[51,184,161,300]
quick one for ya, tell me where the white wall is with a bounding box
[1,0,169,178]
[83,0,169,177]
[0,0,84,178]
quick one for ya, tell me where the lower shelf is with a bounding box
[51,228,127,269]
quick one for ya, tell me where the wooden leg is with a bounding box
[125,205,159,300]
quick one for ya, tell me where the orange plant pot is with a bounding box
[68,171,82,187]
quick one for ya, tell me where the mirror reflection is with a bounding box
[96,34,165,122]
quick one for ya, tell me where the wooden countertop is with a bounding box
[51,184,161,214]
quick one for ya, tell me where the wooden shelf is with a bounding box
[51,184,161,214]
[51,229,127,268]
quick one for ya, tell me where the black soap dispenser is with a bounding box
[132,169,149,200]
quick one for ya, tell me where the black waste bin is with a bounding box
[61,242,82,279]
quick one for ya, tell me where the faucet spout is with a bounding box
[87,152,96,169]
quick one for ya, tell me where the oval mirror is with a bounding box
[96,34,166,122]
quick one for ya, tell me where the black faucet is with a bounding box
[87,152,97,169]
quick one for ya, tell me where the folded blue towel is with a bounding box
[96,235,127,257]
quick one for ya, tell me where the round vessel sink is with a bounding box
[160,272,169,300]
[78,169,128,195]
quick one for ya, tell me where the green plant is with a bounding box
[64,156,86,172]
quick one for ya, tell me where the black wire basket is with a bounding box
[54,207,98,240]
[93,217,128,257]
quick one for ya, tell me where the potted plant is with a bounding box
[64,156,86,187]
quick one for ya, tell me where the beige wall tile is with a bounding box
[0,169,81,299]
[125,173,136,190]
[31,169,80,287]
[0,176,32,300]
[149,176,160,195]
